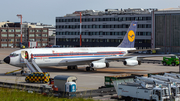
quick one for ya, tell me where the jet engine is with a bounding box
[123,60,141,66]
[90,62,108,68]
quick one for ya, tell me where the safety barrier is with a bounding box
[0,81,116,98]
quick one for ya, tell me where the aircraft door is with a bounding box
[21,51,29,60]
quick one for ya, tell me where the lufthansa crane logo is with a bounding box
[128,30,135,42]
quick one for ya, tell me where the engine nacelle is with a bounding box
[123,60,141,66]
[91,62,107,68]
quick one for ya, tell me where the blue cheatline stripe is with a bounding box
[33,55,124,59]
[33,51,126,57]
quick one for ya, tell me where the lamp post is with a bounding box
[80,12,82,47]
[17,14,22,47]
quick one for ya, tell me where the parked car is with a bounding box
[51,45,61,48]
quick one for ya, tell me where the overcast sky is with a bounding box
[1,0,180,25]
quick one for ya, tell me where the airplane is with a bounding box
[3,21,173,73]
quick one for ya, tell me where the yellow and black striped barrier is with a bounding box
[5,69,22,75]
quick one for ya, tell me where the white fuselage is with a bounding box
[8,47,136,67]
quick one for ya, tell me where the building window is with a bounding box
[36,34,41,37]
[9,34,14,37]
[43,29,47,32]
[8,44,13,47]
[16,44,20,47]
[29,34,35,37]
[42,38,47,41]
[1,29,7,32]
[16,34,21,37]
[1,34,7,37]
[8,39,14,42]
[38,43,41,47]
[29,39,35,41]
[29,30,35,32]
[36,29,41,32]
[16,39,20,42]
[146,24,151,28]
[146,32,151,36]
[43,30,47,32]
[1,44,7,47]
[111,39,114,42]
[42,43,47,46]
[42,34,47,37]
[15,29,21,32]
[9,29,14,32]
[1,39,7,42]
[36,39,41,41]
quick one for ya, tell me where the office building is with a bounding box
[56,8,152,49]
[0,22,51,48]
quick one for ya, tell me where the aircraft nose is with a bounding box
[3,56,10,64]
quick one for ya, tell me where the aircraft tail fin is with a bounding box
[118,21,138,48]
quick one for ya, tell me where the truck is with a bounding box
[113,82,170,101]
[150,75,180,97]
[162,56,179,66]
[136,76,180,100]
[164,73,180,79]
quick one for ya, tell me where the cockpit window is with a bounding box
[10,53,19,57]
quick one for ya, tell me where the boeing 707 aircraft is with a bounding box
[3,21,173,73]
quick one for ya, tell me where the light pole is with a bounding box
[17,14,22,47]
[80,12,82,47]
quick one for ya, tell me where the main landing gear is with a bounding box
[67,66,78,70]
[86,67,96,71]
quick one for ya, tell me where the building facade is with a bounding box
[0,22,49,48]
[153,9,180,53]
[56,9,152,49]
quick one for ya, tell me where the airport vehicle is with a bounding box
[162,56,179,66]
[136,76,180,98]
[113,81,170,101]
[25,72,50,83]
[150,74,180,97]
[3,21,174,73]
[164,73,180,79]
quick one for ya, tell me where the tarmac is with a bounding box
[0,48,179,100]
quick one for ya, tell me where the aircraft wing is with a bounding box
[59,56,132,65]
[58,54,175,65]
[105,54,175,61]
[128,48,160,53]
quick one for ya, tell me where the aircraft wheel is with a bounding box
[172,62,176,66]
[86,67,90,71]
[67,66,72,70]
[73,66,78,69]
[106,63,109,68]
[21,70,24,74]
[40,80,43,83]
[163,62,166,66]
[91,68,95,71]
[26,79,29,83]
